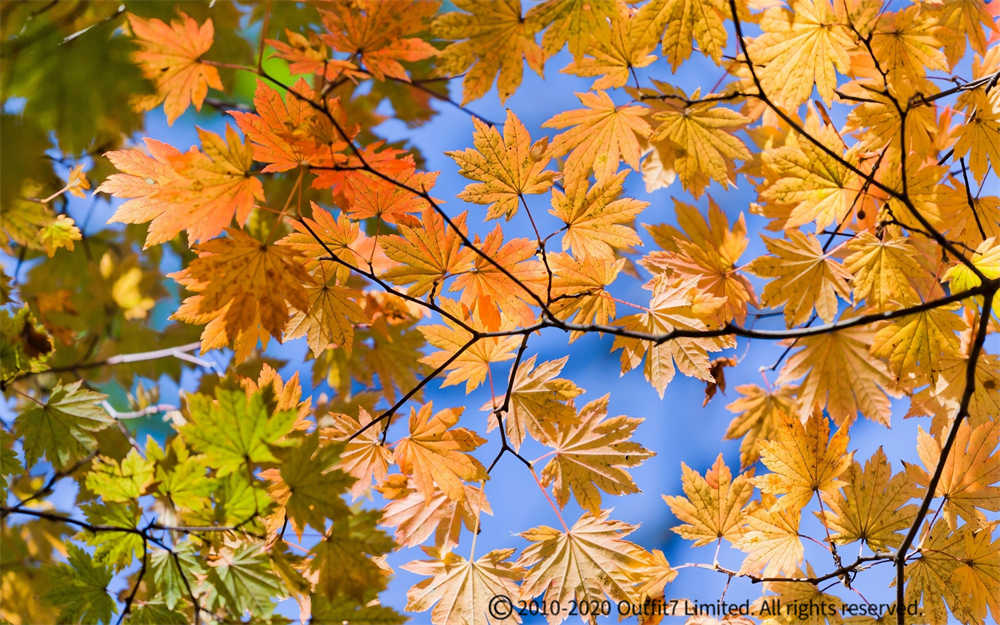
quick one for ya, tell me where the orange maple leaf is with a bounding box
[170,228,312,362]
[127,12,222,125]
[98,126,264,247]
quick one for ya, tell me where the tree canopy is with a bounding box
[2,1,1000,624]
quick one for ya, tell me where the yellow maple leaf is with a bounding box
[779,327,897,427]
[403,547,524,625]
[843,232,928,312]
[418,299,522,392]
[748,0,852,107]
[394,402,488,503]
[823,447,918,552]
[516,511,646,623]
[870,305,964,382]
[448,109,557,221]
[907,419,1000,530]
[650,92,750,195]
[543,90,651,183]
[480,355,582,450]
[381,208,475,297]
[725,384,798,469]
[433,0,544,104]
[632,0,728,70]
[662,453,753,546]
[746,230,852,327]
[538,395,654,513]
[755,412,853,512]
[759,110,859,231]
[526,0,620,58]
[644,198,756,324]
[613,276,732,397]
[736,494,804,578]
[549,170,645,260]
[560,6,657,90]
[169,228,311,362]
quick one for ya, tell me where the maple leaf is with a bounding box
[480,355,583,450]
[650,92,750,195]
[84,448,154,503]
[748,0,853,107]
[99,126,265,247]
[735,494,804,578]
[955,90,1000,184]
[843,232,928,312]
[745,230,852,327]
[448,228,545,329]
[260,433,351,538]
[379,476,491,549]
[526,0,619,57]
[823,447,918,552]
[870,305,964,382]
[393,402,488,502]
[755,412,853,512]
[560,6,657,90]
[322,408,394,499]
[538,395,654,513]
[543,91,651,183]
[632,0,727,69]
[906,419,1000,530]
[418,302,522,392]
[516,511,645,624]
[15,381,111,470]
[283,263,366,355]
[180,388,298,476]
[947,522,1000,624]
[448,109,557,221]
[779,326,897,427]
[127,12,222,124]
[612,276,732,397]
[548,252,624,330]
[206,543,284,616]
[381,208,475,297]
[229,79,349,173]
[308,509,396,601]
[725,384,798,469]
[758,110,859,231]
[320,0,438,82]
[169,228,312,362]
[43,545,116,625]
[549,170,645,260]
[869,5,949,85]
[663,453,753,546]
[79,502,143,570]
[644,198,756,324]
[433,0,544,104]
[403,547,524,625]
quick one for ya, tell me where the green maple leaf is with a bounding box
[16,380,111,470]
[310,509,396,601]
[79,501,144,571]
[150,540,205,611]
[0,430,23,491]
[263,433,351,536]
[180,388,297,476]
[122,603,187,624]
[311,594,405,625]
[85,448,154,503]
[206,543,283,617]
[43,544,116,625]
